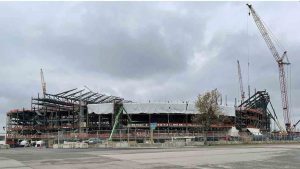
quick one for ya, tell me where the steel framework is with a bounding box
[236,90,271,132]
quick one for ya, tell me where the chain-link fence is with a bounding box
[5,129,300,148]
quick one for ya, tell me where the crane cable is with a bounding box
[286,60,294,128]
[249,6,285,57]
[247,7,250,100]
[261,19,285,54]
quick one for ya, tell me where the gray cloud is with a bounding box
[1,2,209,79]
[1,2,300,132]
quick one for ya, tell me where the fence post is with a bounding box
[135,128,137,144]
[119,129,121,143]
[212,131,214,144]
[150,129,153,144]
[97,131,99,141]
[127,127,129,147]
[57,131,60,147]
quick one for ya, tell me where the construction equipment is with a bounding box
[40,69,46,97]
[293,120,300,129]
[247,4,292,132]
[237,60,245,103]
[267,100,285,132]
[108,106,134,141]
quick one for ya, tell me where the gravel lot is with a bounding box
[1,144,300,169]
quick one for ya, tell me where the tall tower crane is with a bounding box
[247,4,291,131]
[40,68,46,97]
[237,60,245,103]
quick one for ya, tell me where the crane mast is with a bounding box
[237,60,245,103]
[247,4,291,131]
[40,68,46,97]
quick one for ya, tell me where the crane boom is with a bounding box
[40,68,46,96]
[237,60,245,103]
[247,4,291,131]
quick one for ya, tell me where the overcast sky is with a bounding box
[1,2,300,132]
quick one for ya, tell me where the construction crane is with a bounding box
[40,68,46,97]
[293,120,300,129]
[247,4,292,131]
[237,60,245,103]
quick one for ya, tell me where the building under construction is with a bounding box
[5,87,272,146]
[6,88,127,145]
[235,90,272,132]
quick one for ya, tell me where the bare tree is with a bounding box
[193,89,222,145]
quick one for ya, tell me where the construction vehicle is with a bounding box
[247,4,294,132]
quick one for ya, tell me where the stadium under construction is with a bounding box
[4,4,300,148]
[5,86,277,147]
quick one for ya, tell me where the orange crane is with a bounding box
[247,4,292,131]
[237,60,245,103]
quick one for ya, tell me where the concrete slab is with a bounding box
[0,157,31,169]
[0,144,300,169]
